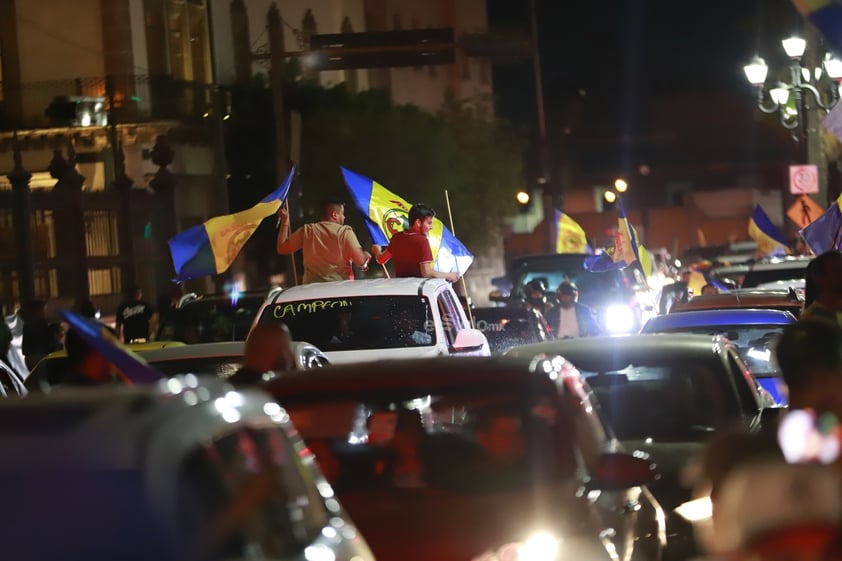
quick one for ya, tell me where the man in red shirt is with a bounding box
[372,204,460,282]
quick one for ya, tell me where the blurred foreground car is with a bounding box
[508,334,777,560]
[471,306,551,354]
[0,377,375,561]
[264,356,665,561]
[641,309,795,404]
[253,278,489,364]
[26,340,329,393]
[669,288,803,317]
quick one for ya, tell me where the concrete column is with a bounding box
[8,134,34,306]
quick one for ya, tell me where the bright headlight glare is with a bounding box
[674,496,712,523]
[604,305,635,333]
[518,531,560,561]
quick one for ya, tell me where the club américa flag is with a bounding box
[584,199,652,278]
[340,167,474,274]
[748,205,788,257]
[553,210,590,254]
[59,309,164,384]
[169,166,295,282]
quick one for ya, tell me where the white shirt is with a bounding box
[556,307,579,339]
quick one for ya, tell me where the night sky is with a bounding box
[487,0,805,138]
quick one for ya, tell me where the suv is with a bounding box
[0,377,376,561]
[492,253,654,334]
[252,278,490,364]
[157,290,268,343]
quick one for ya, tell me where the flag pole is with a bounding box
[283,199,299,286]
[444,189,475,328]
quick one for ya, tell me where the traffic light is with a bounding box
[308,28,455,70]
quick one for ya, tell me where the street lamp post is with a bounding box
[744,34,842,206]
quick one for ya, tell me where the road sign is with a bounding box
[787,194,824,228]
[789,165,819,194]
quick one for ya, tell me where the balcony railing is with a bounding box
[0,75,217,131]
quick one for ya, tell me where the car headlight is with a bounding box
[603,305,635,334]
[674,496,712,523]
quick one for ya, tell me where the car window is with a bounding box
[515,268,631,310]
[473,310,549,355]
[158,296,264,343]
[179,427,328,559]
[440,290,465,332]
[725,349,762,414]
[580,360,739,441]
[741,267,808,289]
[260,295,435,352]
[437,294,458,346]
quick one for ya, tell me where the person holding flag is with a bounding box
[277,199,372,283]
[371,203,460,282]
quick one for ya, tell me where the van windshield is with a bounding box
[258,295,435,352]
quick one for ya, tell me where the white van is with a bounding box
[252,278,490,364]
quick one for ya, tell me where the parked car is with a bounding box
[507,334,777,561]
[263,356,665,561]
[669,287,804,317]
[25,340,329,394]
[252,278,490,364]
[738,257,811,289]
[157,290,268,343]
[641,308,796,404]
[471,306,552,354]
[0,377,376,561]
[491,253,655,334]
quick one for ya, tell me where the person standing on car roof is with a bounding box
[371,204,460,282]
[277,199,372,283]
[547,282,600,338]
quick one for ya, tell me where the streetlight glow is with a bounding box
[769,85,790,106]
[782,36,807,59]
[604,190,617,204]
[743,56,769,86]
[614,178,628,193]
[825,54,842,79]
[516,190,530,205]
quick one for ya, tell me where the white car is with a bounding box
[252,278,490,364]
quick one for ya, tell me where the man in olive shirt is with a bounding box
[277,200,371,283]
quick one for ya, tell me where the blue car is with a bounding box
[641,308,795,405]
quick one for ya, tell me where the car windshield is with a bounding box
[282,386,576,495]
[472,310,550,355]
[573,357,739,441]
[158,296,264,343]
[652,325,783,378]
[741,266,808,289]
[259,295,435,352]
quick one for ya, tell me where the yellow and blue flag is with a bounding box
[584,200,652,278]
[748,205,788,257]
[59,309,164,384]
[341,167,474,274]
[800,194,842,254]
[553,210,590,254]
[169,166,295,282]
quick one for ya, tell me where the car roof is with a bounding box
[670,290,802,312]
[0,378,280,469]
[268,278,449,302]
[264,356,559,398]
[643,308,797,331]
[744,257,811,271]
[139,341,245,362]
[507,333,730,361]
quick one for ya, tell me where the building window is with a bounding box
[84,211,119,257]
[166,0,212,83]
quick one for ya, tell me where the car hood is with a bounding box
[324,346,446,365]
[623,439,704,509]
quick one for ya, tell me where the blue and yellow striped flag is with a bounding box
[553,210,589,254]
[748,205,787,257]
[341,167,474,274]
[169,166,295,282]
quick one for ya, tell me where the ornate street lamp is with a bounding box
[743,36,842,136]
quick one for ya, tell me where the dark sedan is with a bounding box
[471,306,551,354]
[507,334,777,560]
[263,356,665,561]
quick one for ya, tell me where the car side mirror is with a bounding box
[451,328,487,352]
[592,451,658,491]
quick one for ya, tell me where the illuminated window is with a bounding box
[166,0,212,83]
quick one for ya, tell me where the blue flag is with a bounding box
[59,309,164,384]
[169,166,295,281]
[800,195,842,254]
